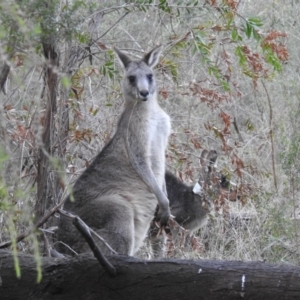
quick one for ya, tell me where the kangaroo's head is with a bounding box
[114,45,162,102]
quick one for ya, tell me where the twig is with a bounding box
[41,230,52,258]
[233,116,244,142]
[52,241,78,256]
[261,80,278,192]
[94,12,129,44]
[73,217,117,277]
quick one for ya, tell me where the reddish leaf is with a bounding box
[98,43,109,50]
[159,89,169,99]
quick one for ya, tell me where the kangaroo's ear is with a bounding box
[113,47,132,69]
[143,45,163,68]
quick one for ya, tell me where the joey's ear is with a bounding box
[200,149,209,167]
[143,45,163,68]
[207,150,217,166]
[207,150,217,172]
[113,47,132,69]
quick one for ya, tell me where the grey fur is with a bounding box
[57,45,171,256]
[149,150,218,257]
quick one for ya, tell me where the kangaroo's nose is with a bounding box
[139,90,149,99]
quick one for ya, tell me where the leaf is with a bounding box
[219,111,231,134]
[245,119,255,131]
[211,24,223,31]
[159,89,169,99]
[61,76,71,89]
[221,80,230,92]
[160,59,179,82]
[245,23,252,38]
[253,29,261,41]
[231,27,238,41]
[248,17,263,27]
[4,104,13,110]
[190,137,202,149]
[97,42,108,50]
[235,46,247,66]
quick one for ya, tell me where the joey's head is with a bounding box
[114,45,162,102]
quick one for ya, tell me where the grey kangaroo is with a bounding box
[149,150,219,257]
[58,45,171,256]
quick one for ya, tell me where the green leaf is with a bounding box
[231,28,238,41]
[245,23,252,38]
[102,66,106,76]
[221,80,230,92]
[245,119,255,131]
[33,24,42,35]
[61,76,71,89]
[262,45,283,72]
[162,59,179,82]
[235,46,247,66]
[248,17,263,27]
[253,29,261,41]
[243,17,263,40]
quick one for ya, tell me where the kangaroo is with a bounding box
[57,45,171,256]
[149,150,221,257]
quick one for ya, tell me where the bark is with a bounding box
[1,250,300,300]
[35,40,59,222]
[0,22,17,94]
[34,36,61,259]
[0,62,10,94]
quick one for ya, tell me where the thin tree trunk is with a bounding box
[0,22,17,94]
[35,41,59,222]
[0,62,10,94]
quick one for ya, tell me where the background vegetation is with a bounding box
[0,0,298,270]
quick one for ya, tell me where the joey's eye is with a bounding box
[128,75,135,84]
[147,74,153,82]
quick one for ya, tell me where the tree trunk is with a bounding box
[35,40,59,222]
[1,250,300,300]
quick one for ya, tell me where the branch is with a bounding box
[73,217,117,277]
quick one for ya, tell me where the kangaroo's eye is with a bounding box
[128,75,135,84]
[147,74,153,82]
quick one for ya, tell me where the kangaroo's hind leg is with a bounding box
[77,195,135,256]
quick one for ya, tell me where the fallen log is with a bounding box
[0,250,300,300]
